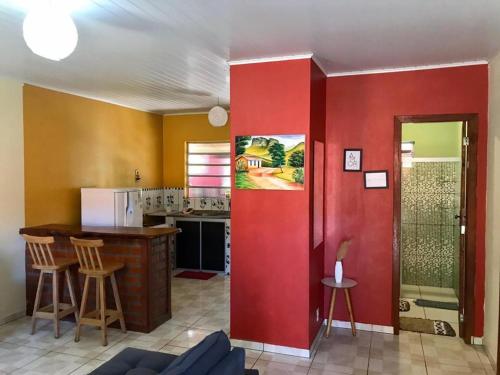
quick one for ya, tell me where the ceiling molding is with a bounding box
[163,111,209,116]
[311,56,328,76]
[163,107,231,116]
[327,60,488,77]
[22,82,158,114]
[228,53,313,66]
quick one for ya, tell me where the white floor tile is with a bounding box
[0,342,48,373]
[12,352,89,375]
[399,299,426,319]
[70,359,105,375]
[167,328,216,348]
[51,327,127,359]
[401,285,421,299]
[419,287,459,303]
[0,275,482,375]
[424,308,459,323]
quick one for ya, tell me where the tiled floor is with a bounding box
[0,276,494,374]
[0,274,229,374]
[400,284,460,334]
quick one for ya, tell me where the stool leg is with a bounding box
[95,277,100,322]
[99,277,108,346]
[325,288,337,338]
[65,269,79,323]
[111,273,126,333]
[344,289,356,336]
[75,275,90,342]
[52,271,60,338]
[31,271,44,335]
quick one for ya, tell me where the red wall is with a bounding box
[325,65,488,336]
[309,61,326,343]
[230,59,312,349]
[230,59,326,349]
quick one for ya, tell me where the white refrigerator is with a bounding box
[81,188,143,227]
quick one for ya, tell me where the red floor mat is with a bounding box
[174,271,217,280]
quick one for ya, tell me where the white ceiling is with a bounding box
[0,0,499,113]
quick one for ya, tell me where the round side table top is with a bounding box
[321,277,357,289]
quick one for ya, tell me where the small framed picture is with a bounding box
[343,149,363,172]
[364,170,389,189]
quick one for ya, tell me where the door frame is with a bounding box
[392,113,478,344]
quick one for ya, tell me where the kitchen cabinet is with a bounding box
[201,221,225,272]
[175,219,225,272]
[175,221,201,269]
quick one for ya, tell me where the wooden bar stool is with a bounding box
[70,237,126,346]
[23,234,79,338]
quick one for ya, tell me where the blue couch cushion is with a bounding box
[206,347,245,375]
[125,369,158,375]
[161,331,230,375]
[89,348,177,375]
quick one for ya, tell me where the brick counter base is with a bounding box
[21,225,176,333]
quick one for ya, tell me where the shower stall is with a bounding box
[401,160,461,296]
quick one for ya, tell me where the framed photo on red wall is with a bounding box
[343,148,363,172]
[364,170,389,189]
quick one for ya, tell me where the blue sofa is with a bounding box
[90,331,259,375]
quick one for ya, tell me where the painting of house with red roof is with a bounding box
[235,134,305,190]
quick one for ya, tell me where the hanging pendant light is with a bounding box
[23,3,78,61]
[208,98,228,127]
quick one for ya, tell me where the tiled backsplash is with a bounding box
[142,187,230,214]
[144,187,232,275]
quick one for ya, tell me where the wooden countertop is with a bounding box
[20,224,179,239]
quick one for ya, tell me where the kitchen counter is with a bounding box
[20,223,178,238]
[20,224,179,333]
[147,210,230,219]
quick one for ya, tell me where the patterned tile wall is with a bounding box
[401,162,461,289]
[141,187,231,275]
[142,188,230,214]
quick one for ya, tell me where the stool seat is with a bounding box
[32,258,79,271]
[79,262,124,276]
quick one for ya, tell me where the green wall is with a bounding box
[402,122,462,158]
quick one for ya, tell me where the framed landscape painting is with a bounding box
[235,134,305,190]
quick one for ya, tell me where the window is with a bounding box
[401,141,415,168]
[186,142,231,198]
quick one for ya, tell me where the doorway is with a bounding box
[393,114,478,344]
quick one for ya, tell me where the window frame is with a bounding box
[185,141,231,198]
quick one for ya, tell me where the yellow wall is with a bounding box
[163,114,230,187]
[402,122,462,157]
[24,85,163,226]
[485,54,500,367]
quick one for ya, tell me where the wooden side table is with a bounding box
[322,277,358,338]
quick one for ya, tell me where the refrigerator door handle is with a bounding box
[114,192,127,227]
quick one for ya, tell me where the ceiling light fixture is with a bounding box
[208,98,228,127]
[23,2,78,61]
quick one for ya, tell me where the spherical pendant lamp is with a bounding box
[208,105,228,127]
[23,5,78,61]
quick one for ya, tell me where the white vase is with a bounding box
[335,261,343,283]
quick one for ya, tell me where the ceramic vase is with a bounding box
[335,261,343,283]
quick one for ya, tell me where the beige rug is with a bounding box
[400,317,456,337]
[399,299,410,312]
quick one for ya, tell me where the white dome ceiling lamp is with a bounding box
[208,98,228,127]
[23,2,79,61]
